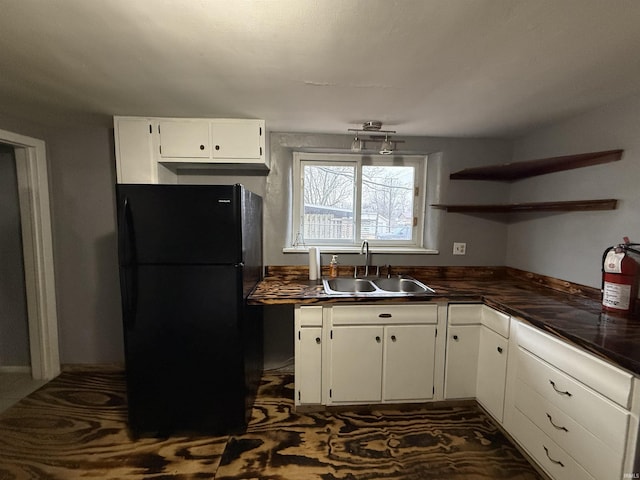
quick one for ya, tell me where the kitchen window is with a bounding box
[290,152,428,250]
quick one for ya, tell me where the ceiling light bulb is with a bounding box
[379,136,393,155]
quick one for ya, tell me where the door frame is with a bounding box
[0,128,60,380]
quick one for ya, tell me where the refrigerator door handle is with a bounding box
[119,197,136,265]
[119,197,138,328]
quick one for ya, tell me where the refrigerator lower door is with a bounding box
[123,264,252,436]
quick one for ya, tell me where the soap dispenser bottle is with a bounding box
[329,255,339,278]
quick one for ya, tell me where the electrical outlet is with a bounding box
[453,242,466,255]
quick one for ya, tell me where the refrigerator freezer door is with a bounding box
[123,264,249,435]
[117,184,243,265]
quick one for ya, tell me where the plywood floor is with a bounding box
[0,370,543,479]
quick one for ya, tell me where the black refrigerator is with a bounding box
[116,183,263,437]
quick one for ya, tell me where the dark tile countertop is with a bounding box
[248,266,640,377]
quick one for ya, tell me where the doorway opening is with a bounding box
[0,128,60,381]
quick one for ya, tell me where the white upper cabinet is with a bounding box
[114,116,268,184]
[114,117,157,184]
[212,120,263,160]
[159,120,210,158]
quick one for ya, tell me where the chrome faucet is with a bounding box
[360,240,370,277]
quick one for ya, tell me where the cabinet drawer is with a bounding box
[518,322,632,408]
[296,305,323,327]
[517,347,629,451]
[480,305,509,337]
[515,378,623,480]
[331,304,437,325]
[511,406,596,480]
[447,304,481,325]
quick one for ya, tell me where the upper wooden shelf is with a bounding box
[450,149,624,181]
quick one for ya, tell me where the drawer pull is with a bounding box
[543,446,564,468]
[453,335,459,341]
[375,336,381,343]
[549,380,572,397]
[391,335,397,342]
[378,313,392,318]
[497,346,503,354]
[315,337,321,344]
[546,413,569,432]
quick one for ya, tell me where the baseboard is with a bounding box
[0,366,31,374]
[61,363,125,372]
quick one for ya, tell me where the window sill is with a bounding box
[282,246,439,255]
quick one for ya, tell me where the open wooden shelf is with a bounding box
[431,199,618,214]
[450,149,623,181]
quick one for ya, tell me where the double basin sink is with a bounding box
[323,275,435,297]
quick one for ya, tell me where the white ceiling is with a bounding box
[2,0,640,137]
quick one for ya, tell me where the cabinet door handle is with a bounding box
[199,144,205,150]
[546,413,569,432]
[391,335,397,342]
[453,335,459,340]
[497,346,503,354]
[543,446,564,467]
[549,380,572,397]
[378,313,392,318]
[375,336,381,343]
[315,337,321,344]
[215,145,220,150]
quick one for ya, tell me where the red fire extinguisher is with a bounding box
[602,237,640,315]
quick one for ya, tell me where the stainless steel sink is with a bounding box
[325,278,377,293]
[323,275,434,296]
[372,277,431,293]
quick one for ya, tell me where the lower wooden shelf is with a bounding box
[431,199,618,213]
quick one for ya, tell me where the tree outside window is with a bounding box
[293,153,426,247]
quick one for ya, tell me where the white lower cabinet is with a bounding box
[476,326,509,421]
[445,303,510,423]
[504,320,637,480]
[444,324,480,398]
[329,325,384,403]
[383,324,437,401]
[294,303,440,406]
[294,306,323,406]
[444,303,482,400]
[327,304,439,405]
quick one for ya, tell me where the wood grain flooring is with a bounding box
[0,371,543,479]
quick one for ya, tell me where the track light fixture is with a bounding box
[351,132,362,152]
[379,135,392,155]
[348,121,396,154]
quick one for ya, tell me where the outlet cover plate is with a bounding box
[453,242,466,255]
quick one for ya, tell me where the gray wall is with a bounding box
[506,93,640,289]
[0,115,123,365]
[0,144,30,366]
[46,127,123,364]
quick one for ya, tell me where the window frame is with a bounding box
[291,152,427,250]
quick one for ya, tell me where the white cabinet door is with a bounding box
[295,326,323,405]
[114,117,155,183]
[329,326,383,403]
[159,120,210,158]
[444,324,480,399]
[383,324,436,401]
[295,306,323,406]
[212,121,262,160]
[477,326,508,421]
